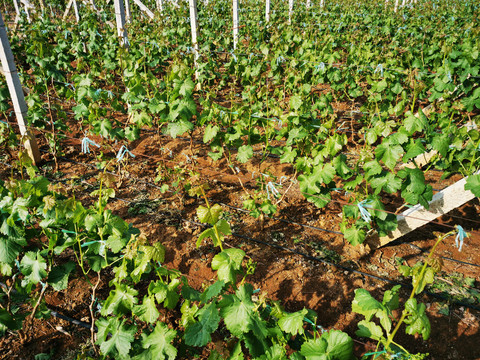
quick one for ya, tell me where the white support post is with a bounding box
[189,0,199,79]
[114,0,129,49]
[306,0,311,8]
[124,0,131,23]
[72,0,80,23]
[20,0,31,23]
[132,0,155,19]
[288,0,294,25]
[232,0,239,50]
[156,0,164,12]
[265,0,270,22]
[374,171,480,247]
[394,0,399,12]
[13,0,21,23]
[0,11,41,164]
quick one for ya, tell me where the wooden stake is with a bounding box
[288,0,293,25]
[132,0,154,19]
[114,0,129,49]
[124,0,131,23]
[232,0,239,50]
[0,11,40,164]
[188,0,199,79]
[371,171,480,247]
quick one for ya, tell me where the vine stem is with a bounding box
[383,230,454,352]
[89,272,101,354]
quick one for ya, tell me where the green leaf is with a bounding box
[343,226,366,246]
[465,174,480,197]
[203,125,219,143]
[179,78,195,97]
[237,145,253,163]
[47,262,75,291]
[300,330,354,360]
[375,142,404,170]
[101,283,138,316]
[211,248,245,284]
[278,308,308,335]
[404,111,427,135]
[197,204,222,225]
[165,120,193,138]
[200,280,226,303]
[184,302,220,346]
[355,320,384,340]
[135,322,177,360]
[219,284,256,336]
[0,308,21,333]
[133,295,160,324]
[96,317,136,358]
[404,299,431,340]
[20,251,47,286]
[290,94,303,111]
[370,172,402,194]
[0,236,22,264]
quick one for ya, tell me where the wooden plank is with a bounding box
[374,171,480,247]
[265,0,270,22]
[188,0,199,79]
[288,0,293,25]
[0,11,40,164]
[114,0,129,49]
[232,0,239,50]
[132,0,155,19]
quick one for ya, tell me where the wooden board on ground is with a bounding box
[368,171,479,248]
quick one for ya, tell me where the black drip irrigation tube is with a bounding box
[184,219,480,312]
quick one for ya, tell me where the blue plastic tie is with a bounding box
[116,145,135,162]
[81,137,100,154]
[231,52,237,63]
[266,181,279,200]
[455,225,468,252]
[374,64,384,77]
[315,62,326,71]
[357,200,373,223]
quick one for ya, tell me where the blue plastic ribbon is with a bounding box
[116,145,135,162]
[81,137,100,154]
[455,225,468,252]
[357,200,373,223]
[266,181,280,200]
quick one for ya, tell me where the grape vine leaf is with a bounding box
[203,124,219,143]
[290,94,303,111]
[355,320,383,340]
[342,226,366,246]
[404,299,431,340]
[278,308,308,335]
[133,295,160,324]
[465,174,480,197]
[300,330,354,360]
[96,317,136,358]
[197,204,222,225]
[211,248,245,284]
[20,251,47,286]
[184,302,220,346]
[237,145,253,163]
[219,283,256,336]
[375,142,404,170]
[134,322,177,360]
[101,283,138,316]
[47,262,75,291]
[0,236,23,264]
